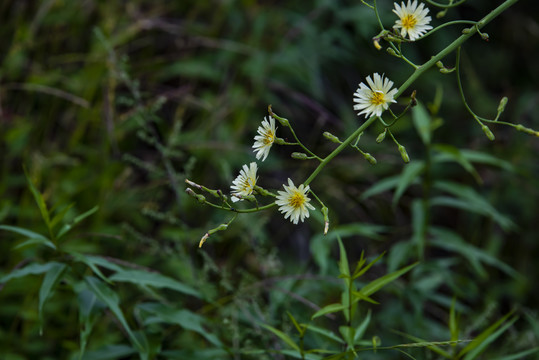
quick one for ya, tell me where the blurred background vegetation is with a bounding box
[0,0,538,359]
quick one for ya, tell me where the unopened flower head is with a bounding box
[393,0,433,41]
[275,178,315,224]
[230,162,258,202]
[253,116,277,161]
[353,73,398,118]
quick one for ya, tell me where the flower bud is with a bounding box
[363,152,377,165]
[515,124,539,137]
[386,47,398,57]
[373,39,382,50]
[481,124,495,141]
[436,61,444,68]
[398,145,410,163]
[291,152,308,160]
[497,97,508,114]
[199,233,209,248]
[274,137,286,145]
[321,206,329,235]
[376,130,387,143]
[323,131,341,144]
[480,33,489,41]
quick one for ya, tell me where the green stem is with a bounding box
[304,0,519,186]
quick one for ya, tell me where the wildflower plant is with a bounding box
[183,0,538,357]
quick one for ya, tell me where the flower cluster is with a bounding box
[229,114,315,225]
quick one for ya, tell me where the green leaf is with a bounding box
[0,262,62,283]
[78,289,99,360]
[0,225,56,250]
[354,309,372,343]
[360,175,400,200]
[24,167,53,239]
[449,297,459,343]
[460,149,515,172]
[337,237,350,278]
[393,161,425,206]
[353,252,385,280]
[79,344,136,360]
[459,312,517,360]
[138,303,223,347]
[357,262,418,298]
[259,322,300,352]
[109,269,201,298]
[287,312,305,336]
[432,144,482,184]
[430,227,520,279]
[38,262,67,334]
[84,276,144,353]
[351,290,379,304]
[303,324,344,344]
[57,205,99,239]
[339,326,355,347]
[490,347,539,360]
[71,252,123,284]
[412,101,432,145]
[311,303,347,320]
[390,330,452,359]
[432,181,515,231]
[50,202,75,231]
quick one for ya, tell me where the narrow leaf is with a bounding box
[57,205,99,239]
[0,262,62,283]
[412,101,432,145]
[38,263,67,334]
[259,323,300,351]
[84,276,144,352]
[24,167,53,238]
[337,237,350,278]
[109,269,201,298]
[0,225,56,250]
[358,262,418,297]
[311,303,346,320]
[393,161,425,206]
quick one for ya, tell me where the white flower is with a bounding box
[393,0,433,41]
[353,73,398,118]
[230,162,258,202]
[252,116,276,161]
[275,178,315,225]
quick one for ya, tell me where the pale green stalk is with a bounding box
[304,0,519,186]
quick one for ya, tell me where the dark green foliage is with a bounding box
[1,0,538,359]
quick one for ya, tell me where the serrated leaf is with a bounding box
[38,262,67,334]
[109,269,201,298]
[311,303,346,320]
[393,161,425,206]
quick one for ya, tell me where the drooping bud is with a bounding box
[323,131,341,144]
[376,129,387,143]
[274,137,286,145]
[291,152,308,160]
[363,152,377,165]
[480,32,489,41]
[186,188,206,203]
[398,145,410,163]
[386,47,398,57]
[373,39,382,50]
[199,233,209,248]
[481,124,495,141]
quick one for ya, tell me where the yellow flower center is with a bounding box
[370,91,385,106]
[289,192,305,209]
[263,131,274,145]
[402,14,418,30]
